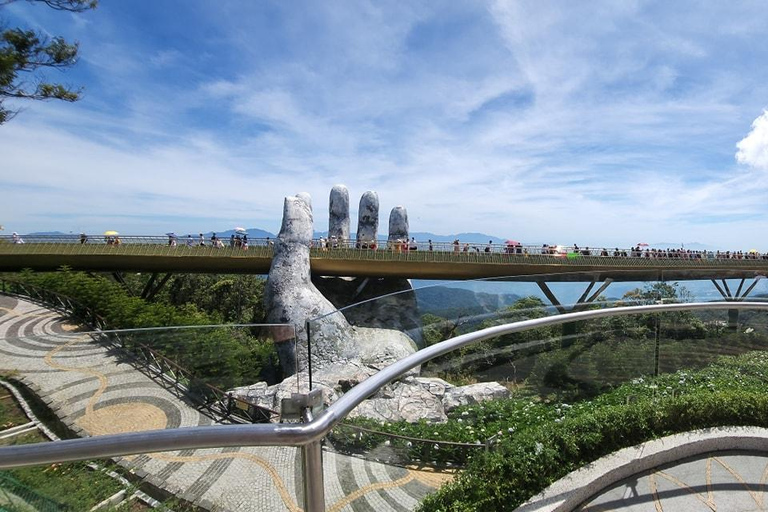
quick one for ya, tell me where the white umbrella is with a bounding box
[234,227,247,234]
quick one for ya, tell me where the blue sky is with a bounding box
[2,1,768,250]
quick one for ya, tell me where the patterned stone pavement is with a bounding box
[581,452,768,511]
[0,295,453,511]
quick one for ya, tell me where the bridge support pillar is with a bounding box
[141,273,173,301]
[536,278,614,335]
[711,277,764,331]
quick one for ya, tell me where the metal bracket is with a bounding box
[280,388,324,421]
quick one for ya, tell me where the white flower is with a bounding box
[461,411,469,416]
[433,444,440,450]
[535,442,544,455]
[406,441,412,447]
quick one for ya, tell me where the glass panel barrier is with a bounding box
[304,270,768,509]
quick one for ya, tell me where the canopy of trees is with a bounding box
[0,0,96,123]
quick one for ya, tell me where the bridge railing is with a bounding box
[4,234,766,262]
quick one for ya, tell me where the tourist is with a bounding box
[11,232,24,244]
[230,234,235,248]
[79,233,87,244]
[463,243,470,253]
[428,239,433,251]
[186,235,194,247]
[453,239,460,253]
[485,240,492,253]
[410,237,418,251]
[199,233,205,246]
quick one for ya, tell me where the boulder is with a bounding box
[442,382,511,412]
[348,380,447,423]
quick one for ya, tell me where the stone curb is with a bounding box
[514,426,768,512]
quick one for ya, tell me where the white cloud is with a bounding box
[736,111,768,171]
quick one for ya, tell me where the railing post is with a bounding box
[281,389,325,512]
[301,406,325,512]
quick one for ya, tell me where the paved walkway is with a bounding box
[0,295,452,512]
[581,451,768,512]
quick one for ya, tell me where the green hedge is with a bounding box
[9,269,280,389]
[418,352,768,511]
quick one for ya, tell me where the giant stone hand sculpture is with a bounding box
[239,186,511,423]
[264,195,358,376]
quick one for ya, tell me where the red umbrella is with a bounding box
[637,243,649,247]
[506,240,521,246]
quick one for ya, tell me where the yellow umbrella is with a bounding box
[749,249,759,253]
[104,230,119,236]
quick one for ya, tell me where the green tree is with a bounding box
[0,0,96,123]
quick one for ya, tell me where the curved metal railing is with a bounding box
[2,300,768,511]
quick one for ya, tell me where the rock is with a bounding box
[356,191,379,246]
[329,184,350,242]
[387,206,409,243]
[264,195,358,375]
[442,382,511,412]
[409,377,455,398]
[354,326,418,372]
[348,380,447,423]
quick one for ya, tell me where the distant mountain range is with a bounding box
[416,285,522,318]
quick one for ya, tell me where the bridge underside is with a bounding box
[2,251,768,282]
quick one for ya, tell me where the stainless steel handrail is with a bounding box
[2,301,768,509]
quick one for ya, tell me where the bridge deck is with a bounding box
[2,241,768,281]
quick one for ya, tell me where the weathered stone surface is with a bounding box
[232,372,510,425]
[442,382,511,412]
[410,377,455,398]
[296,191,312,211]
[348,381,448,423]
[356,191,379,245]
[329,184,350,243]
[230,364,376,412]
[387,206,409,242]
[264,195,357,375]
[354,326,418,372]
